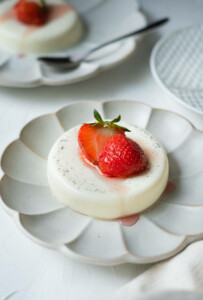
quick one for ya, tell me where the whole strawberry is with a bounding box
[98,134,147,177]
[15,0,46,26]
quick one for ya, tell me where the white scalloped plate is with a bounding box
[0,0,146,87]
[1,100,203,265]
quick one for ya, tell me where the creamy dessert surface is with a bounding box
[47,122,169,219]
[0,0,83,53]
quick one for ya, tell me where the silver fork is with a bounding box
[38,18,169,70]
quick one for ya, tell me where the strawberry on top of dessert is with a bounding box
[14,0,46,26]
[78,110,147,177]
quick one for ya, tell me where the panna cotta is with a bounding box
[47,122,169,219]
[0,0,83,53]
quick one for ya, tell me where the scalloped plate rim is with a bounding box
[1,198,202,266]
[0,11,146,88]
[1,99,203,265]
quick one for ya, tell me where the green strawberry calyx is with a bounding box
[89,109,131,132]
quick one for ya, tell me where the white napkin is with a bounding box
[106,241,203,300]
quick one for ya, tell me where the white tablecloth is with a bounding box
[107,241,203,300]
[0,0,203,299]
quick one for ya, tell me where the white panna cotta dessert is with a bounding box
[47,121,169,219]
[0,0,83,53]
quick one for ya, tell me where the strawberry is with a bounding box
[78,110,129,165]
[14,0,46,26]
[98,134,147,177]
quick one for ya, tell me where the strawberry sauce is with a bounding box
[162,180,176,196]
[118,214,140,226]
[102,180,175,227]
[46,4,72,22]
[0,9,15,22]
[18,53,26,58]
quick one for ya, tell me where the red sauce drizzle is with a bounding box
[46,4,72,22]
[0,9,15,22]
[162,180,176,196]
[118,214,140,226]
[108,180,176,227]
[18,53,26,58]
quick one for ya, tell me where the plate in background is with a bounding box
[151,24,203,115]
[0,0,146,87]
[1,100,203,265]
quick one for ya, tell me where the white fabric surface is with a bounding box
[108,241,203,300]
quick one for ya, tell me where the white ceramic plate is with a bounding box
[1,100,203,265]
[150,24,203,115]
[0,0,146,87]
